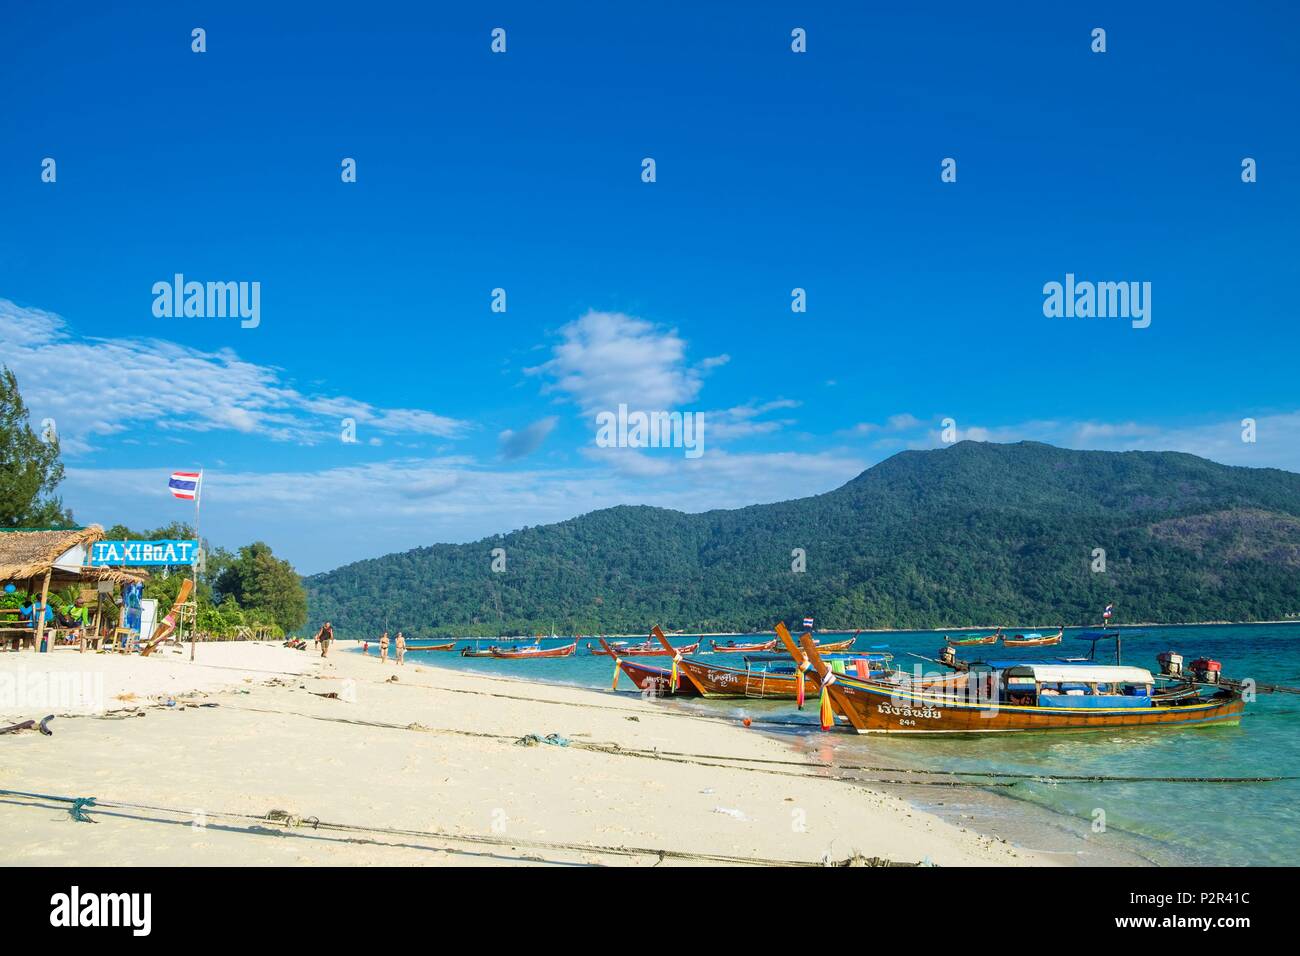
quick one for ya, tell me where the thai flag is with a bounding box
[169,471,201,501]
[1103,604,1113,620]
[802,617,814,629]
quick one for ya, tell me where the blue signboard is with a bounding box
[89,539,199,566]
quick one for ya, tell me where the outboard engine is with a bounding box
[1156,651,1184,677]
[1190,658,1222,684]
[939,644,957,668]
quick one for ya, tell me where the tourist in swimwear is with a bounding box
[395,631,406,666]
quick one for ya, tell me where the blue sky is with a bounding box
[2,2,1297,573]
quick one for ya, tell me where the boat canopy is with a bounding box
[1003,664,1154,684]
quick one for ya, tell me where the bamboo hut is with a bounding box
[0,525,147,651]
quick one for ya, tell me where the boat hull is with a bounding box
[618,641,701,657]
[822,676,1245,734]
[709,640,778,654]
[489,642,577,659]
[814,637,855,651]
[617,660,703,697]
[407,642,456,651]
[676,657,819,699]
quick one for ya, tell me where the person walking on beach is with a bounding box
[379,631,390,663]
[315,621,334,658]
[395,631,406,666]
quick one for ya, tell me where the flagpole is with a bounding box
[191,469,202,661]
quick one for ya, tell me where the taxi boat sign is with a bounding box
[89,539,199,566]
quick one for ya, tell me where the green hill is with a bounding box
[303,441,1300,637]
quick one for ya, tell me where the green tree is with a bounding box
[0,366,74,527]
[216,541,307,633]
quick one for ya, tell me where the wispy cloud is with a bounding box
[498,417,558,460]
[64,448,867,573]
[0,299,470,454]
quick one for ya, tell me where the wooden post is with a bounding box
[33,568,52,653]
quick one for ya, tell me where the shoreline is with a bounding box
[395,652,1170,866]
[450,620,1300,640]
[0,641,1051,867]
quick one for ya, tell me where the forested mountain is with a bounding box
[304,442,1300,637]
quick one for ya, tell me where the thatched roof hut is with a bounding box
[0,525,148,588]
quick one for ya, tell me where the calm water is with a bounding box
[377,624,1300,866]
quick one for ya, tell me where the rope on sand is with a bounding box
[215,702,1288,787]
[0,787,920,868]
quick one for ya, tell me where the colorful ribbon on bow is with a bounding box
[818,672,837,730]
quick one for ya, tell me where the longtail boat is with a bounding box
[460,645,496,658]
[618,639,701,657]
[813,632,857,652]
[946,629,1000,646]
[406,641,457,651]
[787,628,1245,735]
[599,637,703,696]
[587,640,629,656]
[1002,628,1063,647]
[709,638,778,654]
[654,627,890,700]
[489,641,577,659]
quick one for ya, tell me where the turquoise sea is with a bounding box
[380,623,1300,866]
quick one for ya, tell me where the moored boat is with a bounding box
[618,638,701,656]
[709,638,778,653]
[489,641,577,659]
[1002,628,1063,647]
[814,632,857,652]
[460,646,496,658]
[655,627,891,700]
[946,628,1000,646]
[788,629,1246,735]
[598,637,703,696]
[406,641,457,651]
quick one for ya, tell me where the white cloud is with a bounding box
[0,299,469,454]
[526,310,720,413]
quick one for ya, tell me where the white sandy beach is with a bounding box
[0,641,1056,866]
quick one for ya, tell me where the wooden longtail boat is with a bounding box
[649,628,889,700]
[946,630,999,646]
[489,641,577,659]
[709,639,778,653]
[618,639,701,657]
[599,637,703,696]
[460,645,496,657]
[587,640,629,656]
[790,630,1245,735]
[814,632,857,652]
[1002,629,1063,647]
[406,641,456,651]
